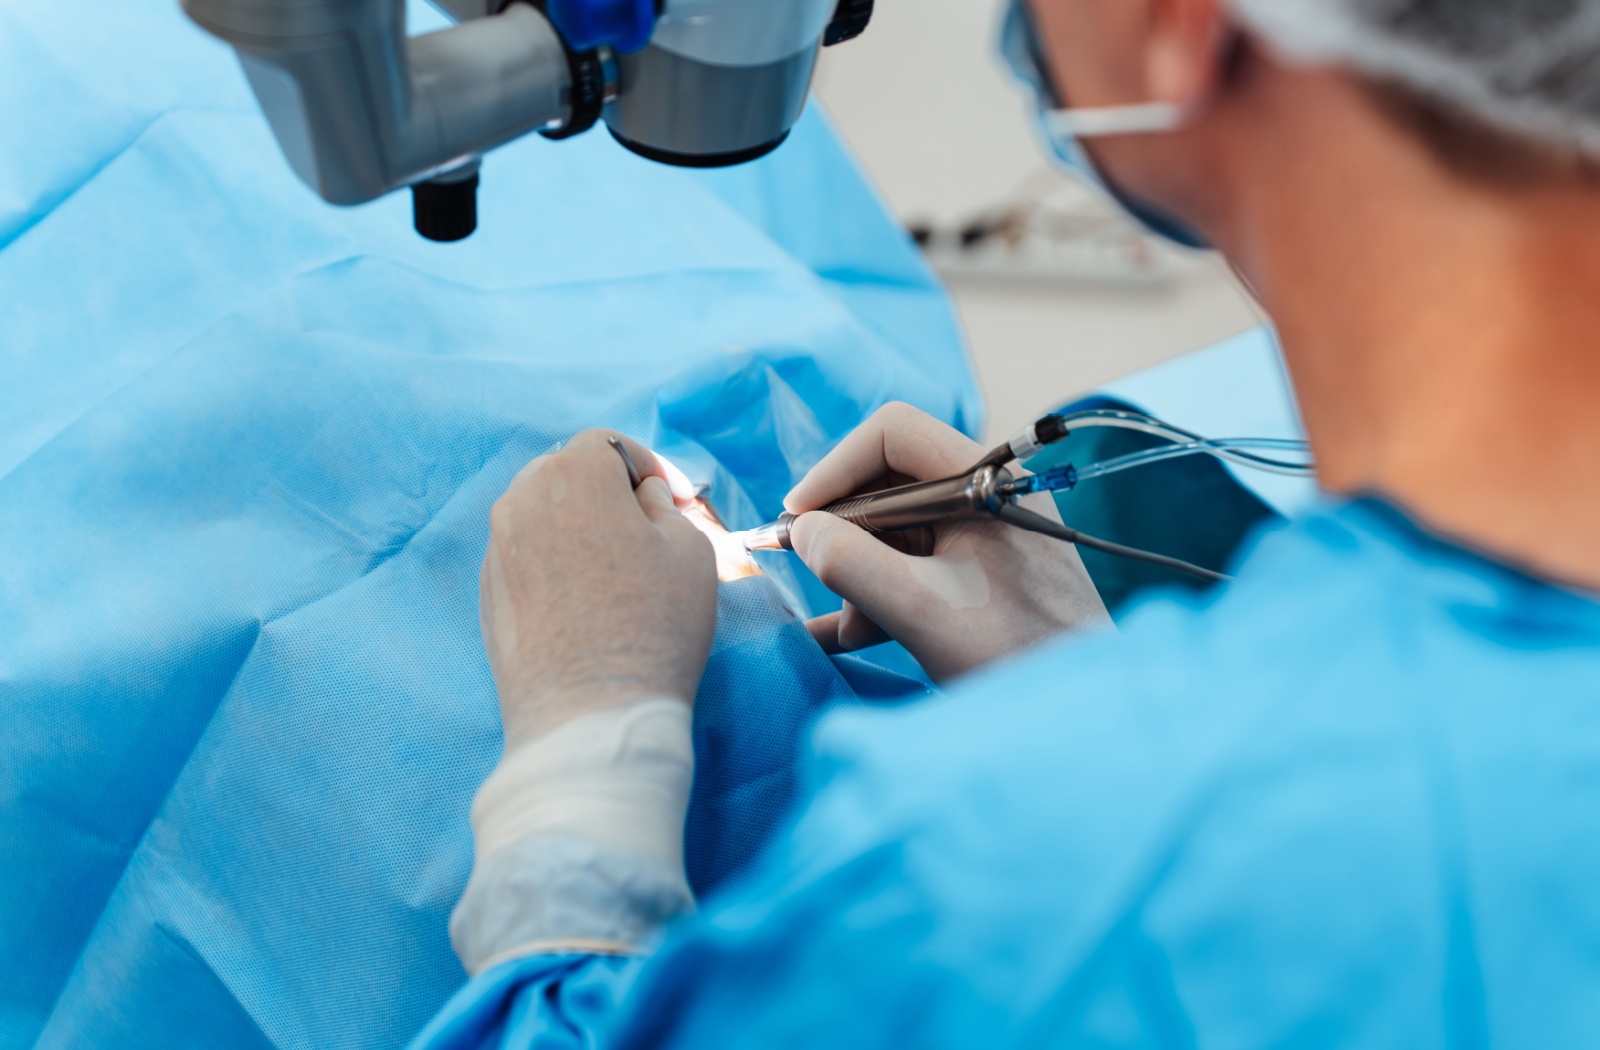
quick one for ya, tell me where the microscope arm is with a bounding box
[183,0,575,206]
[184,0,875,240]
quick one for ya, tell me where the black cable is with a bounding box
[996,504,1233,585]
[972,412,1073,471]
[975,442,1017,471]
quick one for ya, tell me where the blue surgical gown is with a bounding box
[413,498,1600,1048]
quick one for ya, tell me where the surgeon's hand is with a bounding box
[788,403,1112,681]
[481,431,718,750]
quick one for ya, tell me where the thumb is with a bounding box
[789,512,913,630]
[636,477,711,562]
[635,476,683,527]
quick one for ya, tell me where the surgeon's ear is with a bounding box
[1145,0,1232,111]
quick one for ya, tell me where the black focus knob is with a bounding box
[412,172,479,242]
[823,0,873,46]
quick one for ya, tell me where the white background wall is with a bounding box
[811,0,1265,440]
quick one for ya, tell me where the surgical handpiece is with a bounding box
[735,409,1318,584]
[739,412,1090,552]
[740,465,1015,553]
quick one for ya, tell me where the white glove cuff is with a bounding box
[450,698,697,974]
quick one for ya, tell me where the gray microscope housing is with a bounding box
[181,0,872,239]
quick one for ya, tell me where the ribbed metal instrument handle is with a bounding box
[818,467,1012,535]
[745,466,1014,552]
[821,493,884,527]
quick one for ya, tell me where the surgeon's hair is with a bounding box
[1366,78,1600,186]
[1228,0,1600,185]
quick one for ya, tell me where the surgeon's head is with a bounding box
[1016,0,1600,281]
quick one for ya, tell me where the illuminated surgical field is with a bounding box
[657,454,762,582]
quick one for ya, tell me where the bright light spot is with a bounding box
[683,499,762,582]
[654,452,761,582]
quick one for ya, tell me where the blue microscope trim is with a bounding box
[546,0,660,53]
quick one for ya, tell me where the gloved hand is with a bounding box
[481,430,718,750]
[787,402,1112,681]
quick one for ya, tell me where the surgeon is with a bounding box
[415,0,1600,1045]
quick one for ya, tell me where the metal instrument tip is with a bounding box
[608,435,644,489]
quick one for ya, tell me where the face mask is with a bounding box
[999,0,1211,250]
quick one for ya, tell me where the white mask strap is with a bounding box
[1045,102,1187,138]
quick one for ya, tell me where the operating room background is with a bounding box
[813,0,1267,443]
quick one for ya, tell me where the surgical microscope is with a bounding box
[182,0,874,240]
[183,0,1314,582]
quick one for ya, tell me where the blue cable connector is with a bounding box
[1009,463,1079,498]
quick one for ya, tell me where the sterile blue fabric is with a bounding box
[412,498,1600,1049]
[0,1,966,1046]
